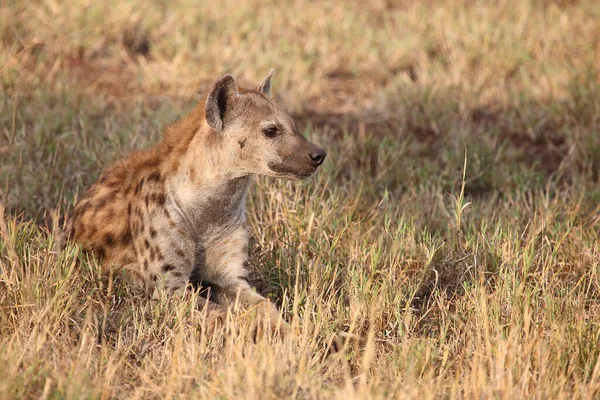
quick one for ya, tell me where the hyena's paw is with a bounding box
[197,301,228,330]
[251,300,291,338]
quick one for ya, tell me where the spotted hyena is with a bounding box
[65,71,326,329]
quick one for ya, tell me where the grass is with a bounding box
[2,0,600,398]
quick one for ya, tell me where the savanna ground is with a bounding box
[2,0,600,398]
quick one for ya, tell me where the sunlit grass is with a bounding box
[2,0,600,398]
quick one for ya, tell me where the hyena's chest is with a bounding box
[122,175,248,269]
[163,176,250,240]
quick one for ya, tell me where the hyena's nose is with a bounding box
[308,147,327,167]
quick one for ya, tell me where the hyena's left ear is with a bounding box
[257,69,274,96]
[205,74,238,132]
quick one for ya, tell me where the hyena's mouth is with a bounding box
[267,161,318,179]
[267,140,326,179]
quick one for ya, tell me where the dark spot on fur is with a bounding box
[127,203,132,217]
[145,195,150,208]
[139,155,161,170]
[155,193,166,206]
[149,247,156,261]
[238,139,246,148]
[147,172,162,182]
[143,259,149,270]
[149,227,157,238]
[144,239,150,249]
[78,202,91,216]
[95,246,105,259]
[175,248,185,258]
[134,177,145,195]
[172,271,183,278]
[104,233,114,246]
[96,197,108,209]
[151,273,158,282]
[155,246,163,261]
[121,230,133,245]
[177,228,187,237]
[130,269,144,282]
[162,264,175,272]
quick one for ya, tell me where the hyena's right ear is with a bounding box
[257,69,274,96]
[205,74,238,132]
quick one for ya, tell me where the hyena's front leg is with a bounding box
[203,227,288,332]
[144,249,228,327]
[145,247,228,327]
[131,203,226,325]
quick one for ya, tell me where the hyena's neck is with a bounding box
[163,123,251,236]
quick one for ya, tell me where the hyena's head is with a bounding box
[204,71,326,179]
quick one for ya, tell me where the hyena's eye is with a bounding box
[263,126,279,138]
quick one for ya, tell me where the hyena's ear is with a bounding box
[257,69,274,96]
[205,74,238,132]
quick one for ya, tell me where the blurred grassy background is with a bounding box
[2,0,600,398]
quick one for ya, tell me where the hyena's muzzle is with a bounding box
[268,132,326,179]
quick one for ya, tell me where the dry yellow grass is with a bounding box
[2,0,600,398]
